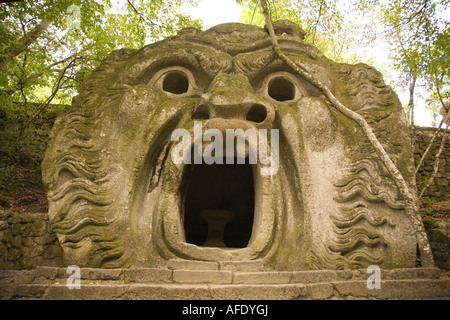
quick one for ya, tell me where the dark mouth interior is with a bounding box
[182,158,255,248]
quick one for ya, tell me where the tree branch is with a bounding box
[0,20,51,73]
[17,54,78,87]
[126,0,165,30]
[418,123,449,199]
[408,72,417,150]
[22,56,78,130]
[260,0,434,267]
[415,74,450,175]
[391,0,431,32]
[250,1,260,25]
[312,0,325,45]
[434,72,449,114]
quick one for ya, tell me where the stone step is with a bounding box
[1,267,449,300]
[25,266,442,284]
[8,279,450,300]
[167,259,266,271]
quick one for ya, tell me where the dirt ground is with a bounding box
[0,164,48,213]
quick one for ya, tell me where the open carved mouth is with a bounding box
[144,118,278,263]
[182,158,255,249]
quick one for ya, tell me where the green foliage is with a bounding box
[420,196,437,217]
[0,106,68,203]
[417,177,431,192]
[420,196,450,219]
[237,0,381,64]
[0,0,202,204]
[238,0,449,126]
[0,0,202,135]
[426,88,449,125]
[0,165,20,195]
[420,195,437,206]
[0,123,37,197]
[380,0,449,123]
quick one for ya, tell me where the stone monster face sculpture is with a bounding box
[42,21,419,269]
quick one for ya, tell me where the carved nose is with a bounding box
[192,74,274,127]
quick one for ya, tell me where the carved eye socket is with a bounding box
[162,72,189,94]
[150,67,200,96]
[261,72,303,103]
[268,77,296,102]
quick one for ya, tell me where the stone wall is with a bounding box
[424,218,450,270]
[414,127,450,201]
[0,210,63,270]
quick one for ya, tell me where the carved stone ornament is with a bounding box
[42,21,419,269]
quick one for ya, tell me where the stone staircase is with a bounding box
[1,260,449,300]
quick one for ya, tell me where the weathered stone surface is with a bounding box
[0,211,13,220]
[233,271,292,284]
[81,268,124,281]
[0,221,8,231]
[124,268,172,283]
[2,268,449,300]
[40,20,423,271]
[333,279,450,300]
[209,284,307,300]
[382,268,441,279]
[219,260,264,271]
[124,284,212,300]
[291,270,343,283]
[12,284,50,299]
[424,218,450,270]
[173,270,232,284]
[43,284,129,300]
[0,270,35,299]
[34,266,61,282]
[306,283,334,300]
[0,213,63,270]
[167,259,219,270]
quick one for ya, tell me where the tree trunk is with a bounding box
[408,73,417,149]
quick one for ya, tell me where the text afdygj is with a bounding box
[182,304,268,317]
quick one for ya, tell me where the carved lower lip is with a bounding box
[153,119,278,262]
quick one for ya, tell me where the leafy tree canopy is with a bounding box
[0,0,202,129]
[238,0,449,126]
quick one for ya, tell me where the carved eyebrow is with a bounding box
[124,45,233,86]
[233,44,323,78]
[189,48,232,78]
[233,49,277,77]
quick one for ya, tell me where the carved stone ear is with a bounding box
[265,19,306,40]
